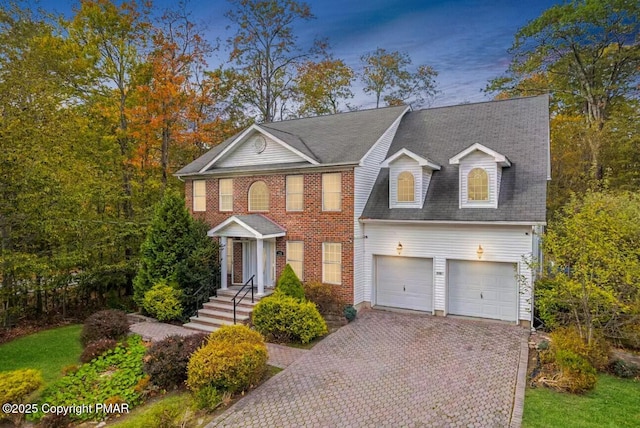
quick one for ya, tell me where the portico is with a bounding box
[207,214,286,296]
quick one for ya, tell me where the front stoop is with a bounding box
[183,287,271,333]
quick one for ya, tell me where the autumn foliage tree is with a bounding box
[488,0,639,182]
[225,0,316,122]
[360,47,438,108]
[129,5,213,190]
[294,57,355,116]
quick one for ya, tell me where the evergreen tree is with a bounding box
[133,191,217,305]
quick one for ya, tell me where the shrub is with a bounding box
[554,349,598,393]
[186,325,268,394]
[0,369,43,405]
[275,264,305,300]
[609,358,640,379]
[550,327,609,370]
[206,323,265,346]
[143,333,208,390]
[192,385,223,410]
[303,281,342,315]
[252,294,327,344]
[344,305,357,322]
[80,338,118,363]
[80,309,129,347]
[142,282,184,322]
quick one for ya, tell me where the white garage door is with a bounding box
[376,256,433,312]
[448,260,517,321]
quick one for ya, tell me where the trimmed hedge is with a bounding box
[80,309,129,346]
[186,325,267,394]
[143,333,208,390]
[252,294,327,344]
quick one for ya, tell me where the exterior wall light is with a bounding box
[396,242,403,255]
[477,244,484,259]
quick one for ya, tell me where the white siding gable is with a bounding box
[459,151,499,209]
[389,155,423,209]
[216,133,306,168]
[353,107,408,305]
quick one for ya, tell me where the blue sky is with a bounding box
[38,0,562,108]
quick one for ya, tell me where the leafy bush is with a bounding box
[80,309,129,347]
[542,191,640,346]
[143,333,208,390]
[142,282,184,322]
[344,305,357,322]
[303,280,342,315]
[186,325,267,394]
[252,294,327,344]
[609,358,640,379]
[554,349,598,393]
[550,327,609,370]
[275,264,305,300]
[80,338,118,363]
[0,369,43,405]
[32,336,146,422]
[192,385,224,410]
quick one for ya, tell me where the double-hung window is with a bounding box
[193,180,206,211]
[322,242,342,285]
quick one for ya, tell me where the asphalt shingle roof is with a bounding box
[235,215,286,236]
[176,105,408,175]
[362,95,549,223]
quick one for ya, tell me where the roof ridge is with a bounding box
[412,94,549,112]
[260,104,408,125]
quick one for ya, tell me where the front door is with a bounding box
[242,240,276,287]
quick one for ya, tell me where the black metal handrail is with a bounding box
[232,275,255,324]
[187,275,219,319]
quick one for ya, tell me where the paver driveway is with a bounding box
[208,310,529,428]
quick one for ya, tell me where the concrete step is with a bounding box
[203,300,254,315]
[183,287,272,333]
[195,308,250,323]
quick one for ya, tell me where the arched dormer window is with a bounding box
[397,171,415,202]
[248,181,269,211]
[468,168,489,201]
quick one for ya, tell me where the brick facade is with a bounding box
[185,169,355,304]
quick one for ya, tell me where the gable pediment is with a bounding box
[199,125,318,172]
[449,143,511,167]
[381,148,441,170]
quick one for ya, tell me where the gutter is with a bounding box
[359,218,547,226]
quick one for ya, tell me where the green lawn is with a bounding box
[0,324,83,384]
[523,374,640,428]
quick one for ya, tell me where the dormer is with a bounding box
[449,143,511,209]
[381,148,441,209]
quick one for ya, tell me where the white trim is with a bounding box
[198,125,319,172]
[207,216,286,239]
[360,218,547,226]
[449,143,511,167]
[381,148,441,170]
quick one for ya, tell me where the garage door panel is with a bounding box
[448,260,517,321]
[376,256,432,312]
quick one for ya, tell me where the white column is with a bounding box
[256,238,265,295]
[220,237,228,290]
